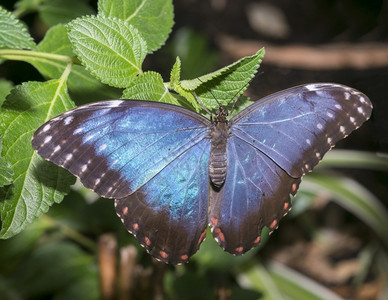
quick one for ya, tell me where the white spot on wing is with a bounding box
[317,123,323,130]
[305,84,318,91]
[99,144,107,151]
[64,116,74,125]
[53,145,61,153]
[43,124,51,132]
[84,134,95,142]
[357,107,364,114]
[74,127,84,134]
[326,112,334,118]
[335,104,342,109]
[107,101,124,108]
[65,153,73,161]
[306,139,311,145]
[43,136,52,144]
[81,165,87,172]
[344,92,351,100]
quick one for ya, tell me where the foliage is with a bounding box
[0,0,386,299]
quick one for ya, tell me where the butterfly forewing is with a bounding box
[230,83,372,178]
[32,100,211,199]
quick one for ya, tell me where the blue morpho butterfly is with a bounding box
[32,83,372,264]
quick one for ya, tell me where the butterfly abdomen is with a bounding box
[209,122,229,187]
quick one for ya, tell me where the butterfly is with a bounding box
[32,83,372,264]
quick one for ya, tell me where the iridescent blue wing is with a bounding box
[209,83,372,254]
[32,100,211,263]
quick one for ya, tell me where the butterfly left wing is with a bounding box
[209,83,372,254]
[32,100,212,264]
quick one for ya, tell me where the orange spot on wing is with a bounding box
[270,219,278,230]
[122,207,128,215]
[160,251,168,259]
[235,246,244,253]
[144,237,151,246]
[180,254,189,261]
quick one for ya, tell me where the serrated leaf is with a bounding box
[67,15,147,88]
[40,0,95,26]
[168,57,202,112]
[32,24,120,102]
[0,80,76,239]
[122,71,180,105]
[181,48,265,90]
[98,0,174,53]
[0,6,35,49]
[170,56,181,89]
[171,48,264,114]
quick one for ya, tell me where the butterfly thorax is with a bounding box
[209,106,229,188]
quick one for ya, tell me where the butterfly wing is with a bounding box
[32,100,212,263]
[209,83,372,254]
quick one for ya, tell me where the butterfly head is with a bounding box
[213,105,228,124]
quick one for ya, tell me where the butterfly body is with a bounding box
[209,113,229,188]
[32,83,372,264]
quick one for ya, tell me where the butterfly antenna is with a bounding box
[193,90,212,117]
[229,81,251,115]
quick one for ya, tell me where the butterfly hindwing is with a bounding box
[32,100,211,199]
[209,135,301,254]
[115,137,210,264]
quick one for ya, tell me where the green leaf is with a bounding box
[0,79,14,107]
[316,150,388,172]
[302,172,388,247]
[238,261,344,300]
[67,15,147,88]
[98,0,174,53]
[268,262,344,300]
[168,57,202,112]
[0,6,35,49]
[32,24,120,102]
[237,261,284,300]
[0,80,76,239]
[40,0,95,26]
[0,137,14,188]
[122,71,180,105]
[169,48,264,113]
